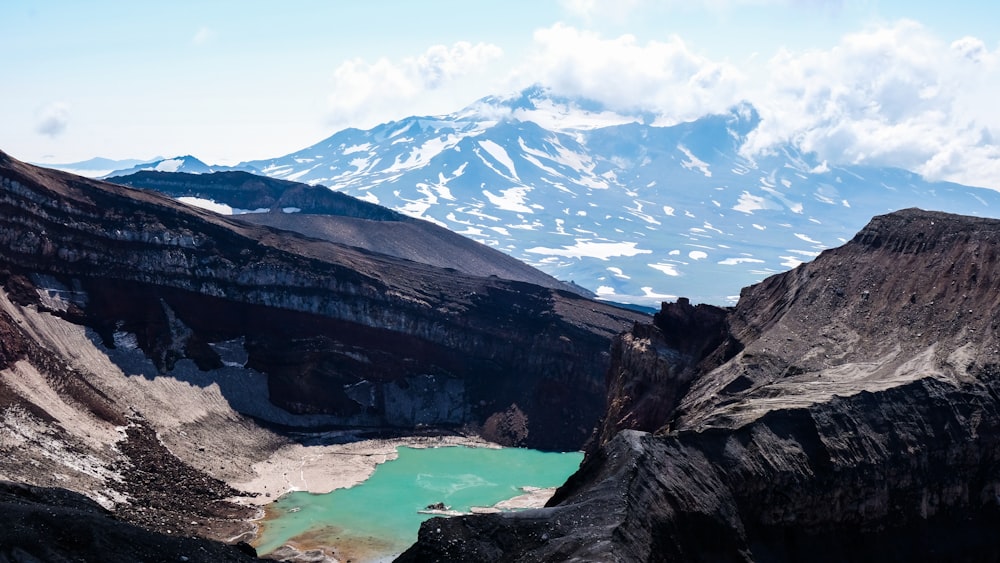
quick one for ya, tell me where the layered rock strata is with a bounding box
[398,208,1000,562]
[0,151,643,450]
[110,169,590,294]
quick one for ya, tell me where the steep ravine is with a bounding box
[398,209,1000,562]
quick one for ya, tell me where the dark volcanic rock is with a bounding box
[397,209,1000,562]
[0,150,644,450]
[110,169,403,220]
[110,169,589,295]
[0,481,260,563]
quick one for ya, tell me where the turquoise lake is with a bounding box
[254,445,583,561]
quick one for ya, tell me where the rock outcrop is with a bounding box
[398,209,1000,562]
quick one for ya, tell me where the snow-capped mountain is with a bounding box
[36,156,160,178]
[244,87,1000,305]
[103,155,259,178]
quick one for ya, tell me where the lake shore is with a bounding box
[232,432,499,507]
[245,441,581,562]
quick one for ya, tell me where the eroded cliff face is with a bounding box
[398,209,1000,562]
[0,151,643,451]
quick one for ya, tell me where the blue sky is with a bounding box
[2,1,998,188]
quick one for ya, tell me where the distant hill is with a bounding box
[101,155,261,178]
[34,156,159,178]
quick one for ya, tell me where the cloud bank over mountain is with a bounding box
[327,18,999,190]
[4,2,998,191]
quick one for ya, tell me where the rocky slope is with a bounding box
[0,481,259,563]
[398,208,1000,562]
[108,169,590,295]
[0,149,645,557]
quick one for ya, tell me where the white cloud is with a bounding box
[741,20,1000,188]
[35,102,69,137]
[191,27,215,46]
[559,0,840,21]
[512,24,745,123]
[559,0,647,23]
[328,41,503,129]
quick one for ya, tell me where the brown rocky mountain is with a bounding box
[108,169,592,296]
[398,208,1000,562]
[0,150,646,560]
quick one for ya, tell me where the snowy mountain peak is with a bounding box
[243,93,1000,305]
[103,155,211,178]
[103,155,258,179]
[455,85,644,131]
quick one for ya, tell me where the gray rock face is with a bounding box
[398,209,1000,562]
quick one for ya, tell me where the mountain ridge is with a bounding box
[398,207,1000,562]
[233,88,1000,305]
[84,88,1000,305]
[108,169,591,295]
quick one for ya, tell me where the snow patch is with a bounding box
[154,159,184,172]
[794,233,823,245]
[688,251,708,261]
[648,262,681,276]
[177,197,234,215]
[607,267,631,280]
[526,240,651,260]
[358,192,380,204]
[641,287,678,300]
[478,139,518,179]
[810,161,830,174]
[343,143,372,155]
[733,191,771,214]
[718,257,765,266]
[483,187,533,213]
[678,145,711,177]
[779,256,805,268]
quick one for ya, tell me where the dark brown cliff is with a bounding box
[398,208,1000,562]
[0,150,645,451]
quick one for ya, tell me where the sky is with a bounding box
[2,0,999,189]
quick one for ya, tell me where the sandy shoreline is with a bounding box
[231,433,499,508]
[237,435,561,561]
